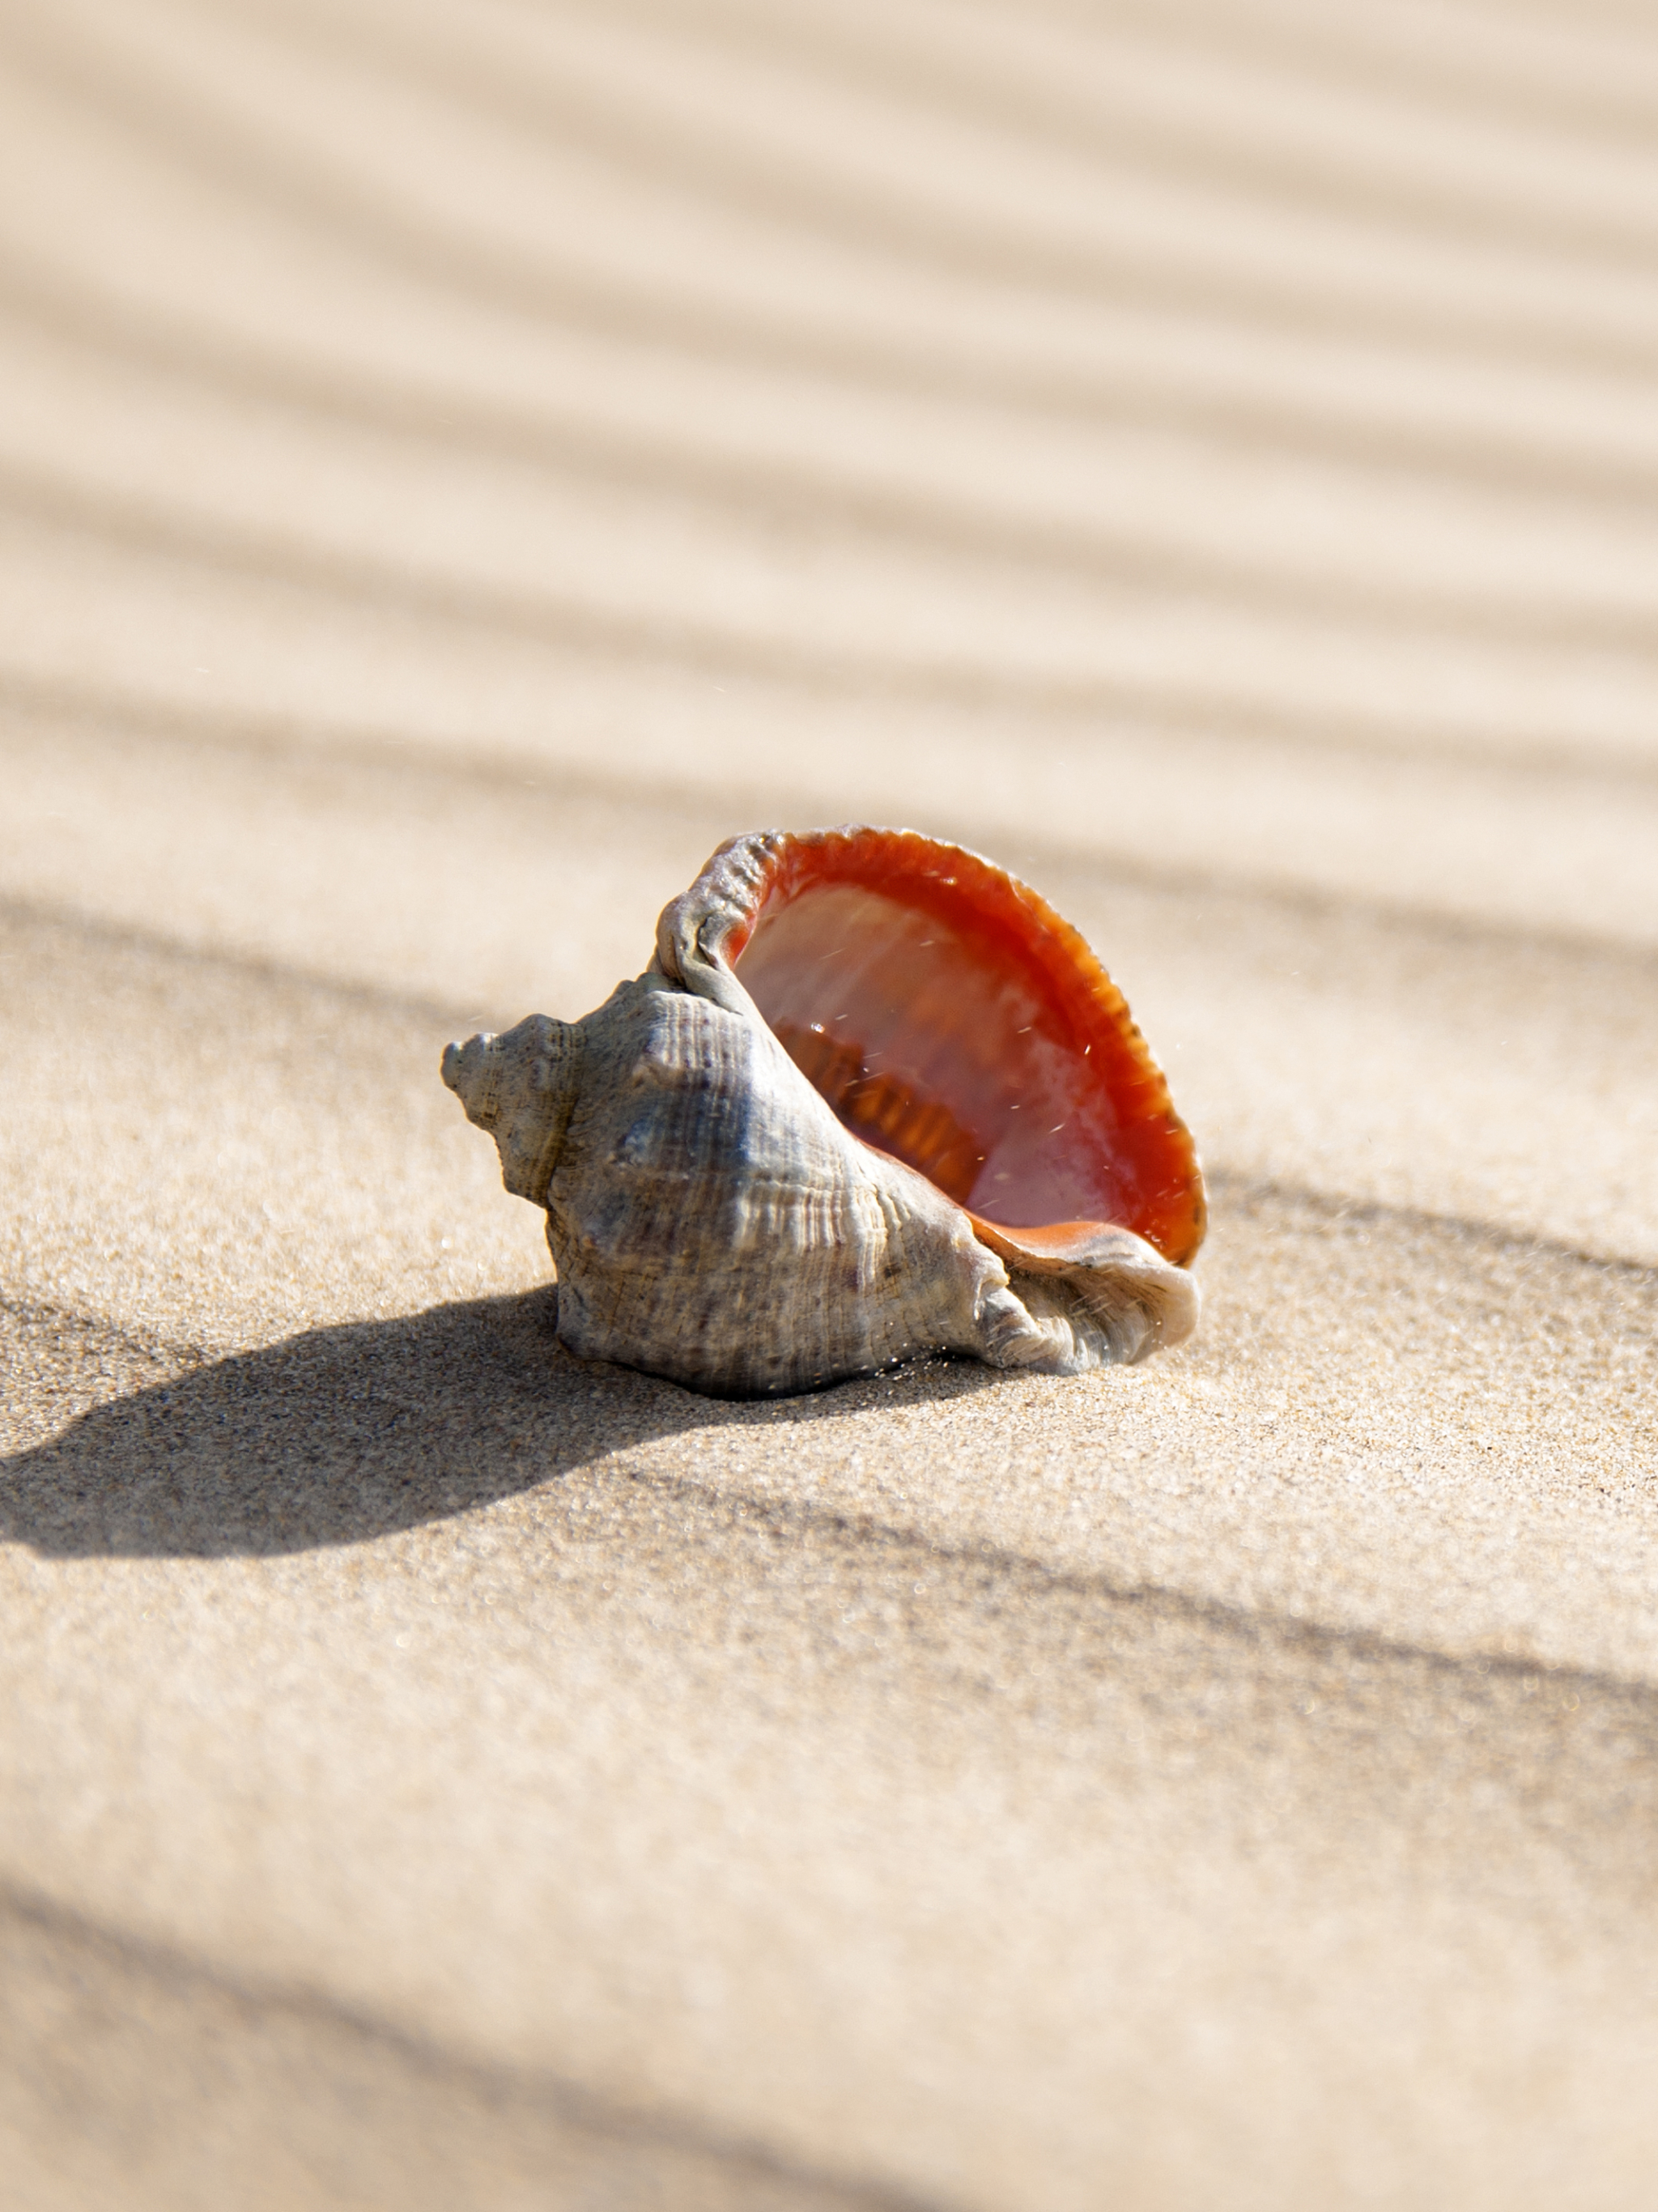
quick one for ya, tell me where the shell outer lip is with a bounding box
[660,823,1207,1271]
[966,1213,1201,1359]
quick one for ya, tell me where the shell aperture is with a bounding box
[723,831,1204,1266]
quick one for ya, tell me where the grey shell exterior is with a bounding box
[442,939,1198,1399]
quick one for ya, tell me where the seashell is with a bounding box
[442,827,1204,1398]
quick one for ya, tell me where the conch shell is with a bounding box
[443,827,1204,1397]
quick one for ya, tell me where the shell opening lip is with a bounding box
[715,827,1205,1267]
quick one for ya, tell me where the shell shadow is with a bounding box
[1,1289,1001,1560]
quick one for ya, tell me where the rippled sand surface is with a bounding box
[5,2,1658,2205]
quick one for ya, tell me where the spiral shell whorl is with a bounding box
[441,1013,580,1206]
[536,976,1012,1396]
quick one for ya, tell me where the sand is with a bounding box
[4,0,1658,2205]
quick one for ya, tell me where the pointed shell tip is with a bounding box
[441,1031,502,1129]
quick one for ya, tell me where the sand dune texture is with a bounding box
[5,0,1658,2204]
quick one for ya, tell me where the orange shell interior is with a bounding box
[726,829,1205,1266]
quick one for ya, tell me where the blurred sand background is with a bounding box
[4,0,1658,2204]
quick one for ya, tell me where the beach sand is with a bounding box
[4,1,1658,2204]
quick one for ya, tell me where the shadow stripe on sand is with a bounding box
[6,456,1658,742]
[11,245,1658,522]
[7,1285,1658,1733]
[486,0,1658,270]
[1005,0,1658,151]
[12,0,1658,385]
[588,0,1658,181]
[7,301,1655,659]
[15,654,1658,800]
[158,0,1658,309]
[11,682,1658,972]
[0,1878,937,2212]
[11,247,1658,563]
[0,893,471,1033]
[10,553,1658,808]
